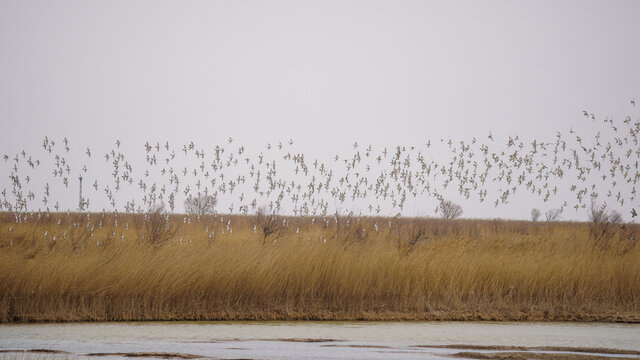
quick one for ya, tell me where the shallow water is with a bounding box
[1,321,639,360]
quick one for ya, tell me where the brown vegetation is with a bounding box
[88,353,201,359]
[448,352,639,360]
[415,345,640,355]
[0,212,639,322]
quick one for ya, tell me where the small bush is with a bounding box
[140,204,178,247]
[588,202,623,250]
[253,207,284,244]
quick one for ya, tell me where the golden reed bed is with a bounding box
[1,212,639,322]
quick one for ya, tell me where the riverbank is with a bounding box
[2,321,640,360]
[1,213,639,322]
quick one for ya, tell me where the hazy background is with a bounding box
[1,0,639,220]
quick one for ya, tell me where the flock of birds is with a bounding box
[2,104,640,236]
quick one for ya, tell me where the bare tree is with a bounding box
[438,200,463,219]
[589,202,608,223]
[589,202,623,247]
[531,208,541,222]
[184,194,217,216]
[253,206,285,244]
[545,208,562,221]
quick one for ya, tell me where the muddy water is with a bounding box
[1,321,639,360]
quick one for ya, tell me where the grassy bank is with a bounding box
[1,212,639,322]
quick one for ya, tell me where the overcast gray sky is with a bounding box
[1,0,639,220]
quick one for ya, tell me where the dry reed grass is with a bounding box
[0,212,639,322]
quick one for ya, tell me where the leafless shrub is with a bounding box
[545,208,562,222]
[589,202,623,250]
[438,200,463,219]
[141,203,178,247]
[184,194,217,216]
[531,208,541,222]
[253,206,284,244]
